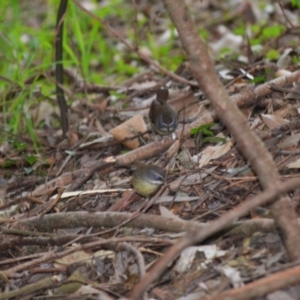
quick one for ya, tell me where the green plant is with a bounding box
[291,0,300,8]
[190,123,226,145]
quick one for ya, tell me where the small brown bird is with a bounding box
[131,164,165,197]
[149,89,178,136]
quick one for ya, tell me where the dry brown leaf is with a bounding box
[261,114,289,130]
[159,205,183,221]
[287,81,300,100]
[109,114,149,149]
[277,133,300,149]
[286,158,300,169]
[194,139,233,168]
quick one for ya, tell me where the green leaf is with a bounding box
[234,25,246,36]
[190,123,216,136]
[199,28,209,41]
[250,76,266,83]
[3,159,17,168]
[262,25,285,39]
[201,129,214,137]
[266,49,280,60]
[26,155,37,166]
[202,136,227,144]
[291,0,300,8]
[219,47,232,56]
[14,141,27,151]
[292,55,300,64]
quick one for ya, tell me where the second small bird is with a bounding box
[149,89,178,137]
